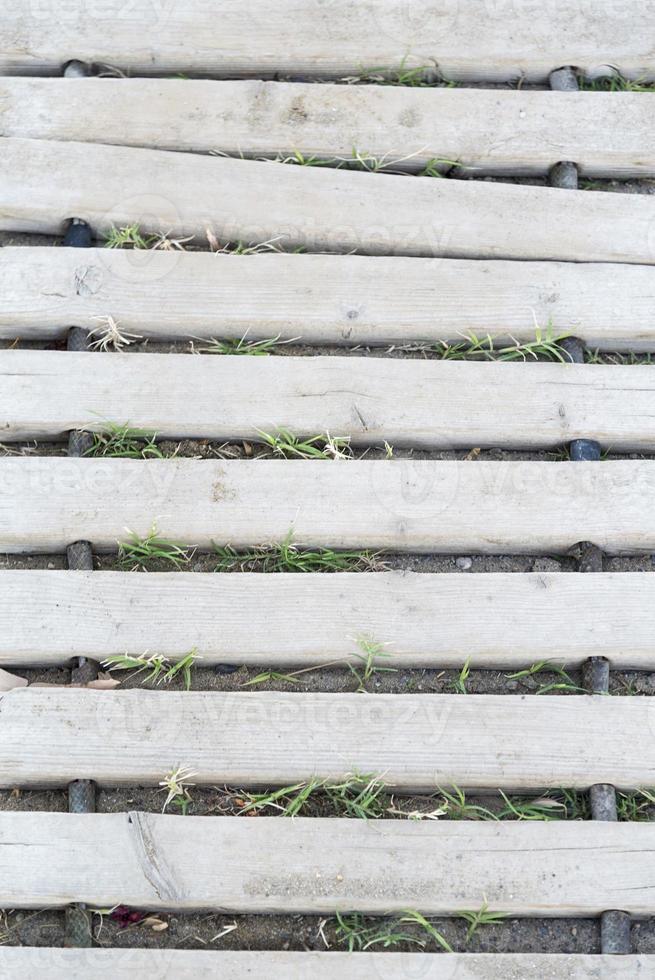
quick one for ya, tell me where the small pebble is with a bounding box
[456,557,473,571]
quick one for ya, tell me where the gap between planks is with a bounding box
[2,0,654,82]
[2,812,655,914]
[3,139,655,263]
[3,350,655,450]
[2,570,655,670]
[2,689,655,791]
[2,79,655,178]
[3,248,655,350]
[0,458,653,555]
[0,951,653,980]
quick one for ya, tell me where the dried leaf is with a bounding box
[0,669,28,692]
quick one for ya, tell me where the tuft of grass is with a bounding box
[256,428,353,460]
[437,786,498,822]
[434,326,571,363]
[85,422,168,459]
[343,61,457,88]
[103,650,198,691]
[241,773,389,820]
[451,657,471,695]
[334,912,425,952]
[241,779,323,817]
[586,348,654,366]
[506,660,584,695]
[241,670,301,687]
[349,636,397,692]
[399,910,453,952]
[159,766,196,813]
[118,523,193,571]
[196,334,293,356]
[419,157,461,177]
[104,223,157,249]
[617,789,655,821]
[325,774,389,820]
[457,902,508,942]
[213,531,382,573]
[88,315,142,352]
[580,73,655,92]
[497,790,567,822]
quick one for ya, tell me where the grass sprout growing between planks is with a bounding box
[214,531,383,573]
[342,61,458,88]
[399,911,453,952]
[275,147,460,177]
[88,315,142,352]
[256,428,353,460]
[457,902,508,941]
[85,422,169,459]
[334,912,425,952]
[435,326,571,362]
[118,523,193,570]
[159,766,197,814]
[241,773,390,820]
[579,73,655,92]
[451,658,471,694]
[349,635,397,691]
[242,635,396,690]
[194,333,296,356]
[103,650,198,691]
[506,661,585,695]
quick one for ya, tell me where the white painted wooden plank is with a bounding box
[0,458,653,555]
[2,689,655,790]
[3,139,655,264]
[2,812,655,914]
[4,350,655,451]
[2,0,654,82]
[0,950,652,980]
[3,79,655,178]
[3,247,655,351]
[3,570,655,671]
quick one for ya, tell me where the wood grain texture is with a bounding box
[1,0,654,82]
[3,78,655,178]
[3,247,655,350]
[2,689,655,791]
[0,458,653,555]
[0,951,653,979]
[3,812,655,914]
[3,139,655,264]
[3,570,655,670]
[4,350,655,451]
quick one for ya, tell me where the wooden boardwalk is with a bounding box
[0,0,654,972]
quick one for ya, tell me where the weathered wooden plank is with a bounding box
[0,951,653,980]
[4,350,655,451]
[2,812,655,914]
[0,458,653,555]
[2,689,655,790]
[3,79,655,178]
[3,247,655,351]
[2,0,654,82]
[3,570,655,670]
[3,139,655,264]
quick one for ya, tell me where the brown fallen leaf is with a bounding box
[0,669,28,692]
